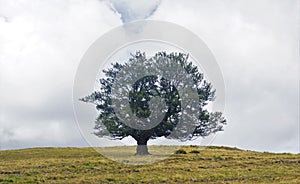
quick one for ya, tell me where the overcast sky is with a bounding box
[0,0,299,153]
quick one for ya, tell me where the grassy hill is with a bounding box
[0,146,299,183]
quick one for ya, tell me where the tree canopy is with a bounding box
[81,52,226,155]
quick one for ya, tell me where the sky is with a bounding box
[0,0,299,153]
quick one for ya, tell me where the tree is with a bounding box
[80,52,226,155]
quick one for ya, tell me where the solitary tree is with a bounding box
[81,52,226,155]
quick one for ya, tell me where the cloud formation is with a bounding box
[0,0,120,149]
[105,0,161,23]
[0,0,299,153]
[152,0,299,153]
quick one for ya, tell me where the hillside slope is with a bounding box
[0,146,299,183]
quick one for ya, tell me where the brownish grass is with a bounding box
[0,146,299,183]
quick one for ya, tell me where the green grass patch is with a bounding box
[190,150,200,154]
[175,149,187,154]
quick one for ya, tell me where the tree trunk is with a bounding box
[135,138,149,155]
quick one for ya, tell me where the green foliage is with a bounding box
[80,52,226,144]
[190,150,200,154]
[175,149,187,154]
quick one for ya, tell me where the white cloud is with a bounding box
[0,0,299,153]
[152,0,299,153]
[0,0,120,149]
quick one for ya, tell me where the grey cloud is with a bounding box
[105,0,161,23]
[0,0,298,153]
[0,15,9,22]
[0,0,119,149]
[152,0,299,153]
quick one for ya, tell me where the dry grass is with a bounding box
[0,146,299,183]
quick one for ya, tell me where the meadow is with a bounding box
[0,146,299,183]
